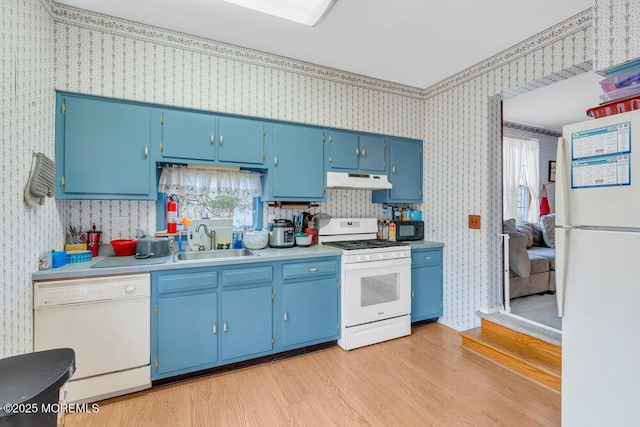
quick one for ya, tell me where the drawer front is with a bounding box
[157,271,217,294]
[222,266,273,287]
[411,249,442,267]
[282,259,339,281]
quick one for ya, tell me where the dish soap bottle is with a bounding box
[389,221,396,241]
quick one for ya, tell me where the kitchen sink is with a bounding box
[175,249,258,261]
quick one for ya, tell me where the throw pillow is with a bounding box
[503,218,516,233]
[507,231,530,278]
[540,214,556,248]
[530,222,545,247]
[516,221,534,248]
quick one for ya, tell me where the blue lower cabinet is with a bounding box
[282,277,339,348]
[220,286,274,362]
[410,248,443,322]
[156,292,218,375]
[151,257,340,381]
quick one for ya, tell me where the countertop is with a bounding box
[32,245,343,281]
[405,240,445,250]
[32,240,445,281]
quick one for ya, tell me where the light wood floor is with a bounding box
[66,323,560,426]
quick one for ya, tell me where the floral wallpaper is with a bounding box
[3,0,607,357]
[1,0,56,358]
[593,0,640,73]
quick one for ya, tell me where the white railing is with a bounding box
[499,233,511,313]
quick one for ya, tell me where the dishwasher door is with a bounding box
[34,274,150,398]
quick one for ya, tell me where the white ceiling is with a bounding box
[503,71,603,132]
[53,0,599,131]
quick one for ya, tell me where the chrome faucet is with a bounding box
[195,223,216,250]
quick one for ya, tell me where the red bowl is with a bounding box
[110,239,137,256]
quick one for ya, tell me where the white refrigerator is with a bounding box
[557,109,640,426]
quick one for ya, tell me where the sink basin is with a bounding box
[175,249,258,261]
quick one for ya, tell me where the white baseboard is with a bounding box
[477,306,501,315]
[436,318,464,331]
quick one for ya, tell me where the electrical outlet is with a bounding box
[468,215,481,229]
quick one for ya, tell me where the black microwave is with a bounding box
[392,221,424,241]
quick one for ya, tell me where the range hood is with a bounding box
[326,171,392,190]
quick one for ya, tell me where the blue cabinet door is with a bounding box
[58,95,153,198]
[326,130,359,170]
[389,138,422,202]
[220,286,273,362]
[156,292,218,375]
[372,138,423,203]
[358,135,387,173]
[411,265,443,321]
[217,117,267,165]
[411,248,443,322]
[282,277,339,348]
[161,109,216,160]
[267,124,325,200]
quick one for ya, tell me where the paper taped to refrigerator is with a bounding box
[571,155,630,188]
[571,122,630,159]
[571,122,632,189]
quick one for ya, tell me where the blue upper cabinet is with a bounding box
[358,134,387,173]
[55,93,155,200]
[372,137,423,203]
[263,124,326,201]
[217,117,269,165]
[325,132,387,173]
[160,110,271,167]
[326,130,359,170]
[160,109,216,161]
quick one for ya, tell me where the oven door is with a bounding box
[343,257,411,327]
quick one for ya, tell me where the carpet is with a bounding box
[510,293,562,331]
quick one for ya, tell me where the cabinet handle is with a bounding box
[412,290,415,299]
[361,148,366,158]
[219,133,224,145]
[144,146,148,158]
[392,165,396,174]
[223,320,228,332]
[308,267,318,272]
[213,322,217,335]
[210,133,214,144]
[355,146,359,157]
[426,256,431,260]
[283,311,288,321]
[328,135,333,142]
[274,156,278,166]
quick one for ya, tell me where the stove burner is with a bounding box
[322,239,408,250]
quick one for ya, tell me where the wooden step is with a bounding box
[459,318,561,392]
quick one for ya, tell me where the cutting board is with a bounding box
[91,255,172,268]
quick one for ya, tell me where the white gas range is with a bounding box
[319,218,412,350]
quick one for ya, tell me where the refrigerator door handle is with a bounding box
[556,136,569,227]
[555,227,569,317]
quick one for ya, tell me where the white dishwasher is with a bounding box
[34,273,151,403]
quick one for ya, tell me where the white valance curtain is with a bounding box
[158,166,262,198]
[503,137,540,221]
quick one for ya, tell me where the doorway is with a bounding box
[499,66,603,332]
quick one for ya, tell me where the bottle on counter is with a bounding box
[389,221,397,241]
[377,220,384,240]
[383,220,389,240]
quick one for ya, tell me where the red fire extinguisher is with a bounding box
[167,195,178,233]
